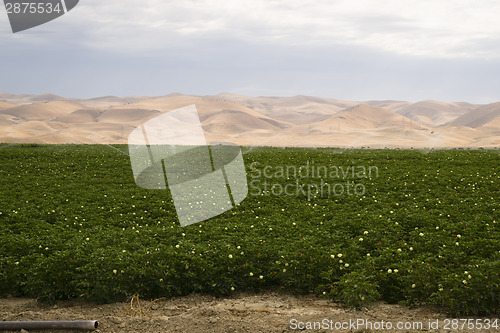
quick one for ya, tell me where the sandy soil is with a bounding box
[1,293,497,333]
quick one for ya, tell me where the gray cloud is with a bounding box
[0,0,499,103]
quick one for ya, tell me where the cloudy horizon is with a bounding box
[1,0,499,103]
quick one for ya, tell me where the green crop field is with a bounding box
[0,144,498,316]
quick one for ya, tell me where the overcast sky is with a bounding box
[1,0,499,103]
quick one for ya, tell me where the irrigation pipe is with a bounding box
[0,320,98,331]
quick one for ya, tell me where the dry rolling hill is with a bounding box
[395,100,477,127]
[0,101,84,121]
[447,102,500,128]
[0,93,498,148]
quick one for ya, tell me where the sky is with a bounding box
[1,0,499,103]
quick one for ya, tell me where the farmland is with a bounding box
[0,144,498,316]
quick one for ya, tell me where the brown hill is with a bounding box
[0,114,17,126]
[396,100,476,127]
[119,95,284,124]
[0,101,84,121]
[447,102,500,128]
[0,101,17,110]
[314,104,424,132]
[202,110,288,134]
[0,93,66,104]
[97,109,161,124]
[0,93,498,148]
[363,100,412,112]
[78,96,149,108]
[54,109,102,123]
[217,94,358,124]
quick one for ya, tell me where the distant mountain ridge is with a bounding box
[0,93,498,148]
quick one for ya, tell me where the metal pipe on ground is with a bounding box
[0,320,98,331]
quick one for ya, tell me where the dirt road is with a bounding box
[0,293,497,332]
